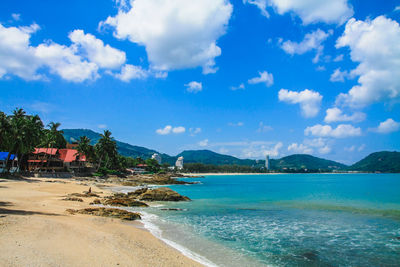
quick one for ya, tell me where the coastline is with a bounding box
[0,177,203,267]
[181,172,283,176]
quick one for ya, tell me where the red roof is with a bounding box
[137,164,148,167]
[27,159,47,163]
[34,148,58,155]
[58,149,86,162]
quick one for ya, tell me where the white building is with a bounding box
[265,155,270,170]
[151,153,162,164]
[175,156,184,170]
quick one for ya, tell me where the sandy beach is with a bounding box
[0,177,202,267]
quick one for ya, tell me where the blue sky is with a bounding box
[1,0,400,164]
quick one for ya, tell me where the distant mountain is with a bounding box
[350,151,400,173]
[62,129,399,173]
[270,154,347,170]
[176,150,256,166]
[62,129,174,163]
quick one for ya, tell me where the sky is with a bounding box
[1,0,400,164]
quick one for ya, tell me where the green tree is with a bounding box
[95,130,118,171]
[76,136,95,162]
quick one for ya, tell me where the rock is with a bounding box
[90,199,101,205]
[137,187,190,202]
[102,198,148,207]
[66,208,141,220]
[62,197,83,202]
[302,251,319,261]
[127,188,148,197]
[160,208,186,211]
[68,191,100,198]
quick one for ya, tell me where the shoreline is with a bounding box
[0,177,204,267]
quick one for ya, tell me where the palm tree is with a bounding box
[95,130,118,171]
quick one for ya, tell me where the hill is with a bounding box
[62,129,174,163]
[350,151,400,173]
[176,150,256,166]
[270,154,347,171]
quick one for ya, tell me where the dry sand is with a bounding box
[0,177,203,267]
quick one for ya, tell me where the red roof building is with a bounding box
[59,149,86,162]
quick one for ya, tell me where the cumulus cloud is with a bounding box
[305,124,362,138]
[324,107,366,123]
[244,0,353,25]
[0,23,133,82]
[280,29,331,63]
[330,68,349,82]
[228,122,244,127]
[156,125,186,135]
[114,64,148,82]
[248,71,274,87]
[101,0,232,74]
[278,89,322,118]
[370,118,400,134]
[198,139,209,147]
[335,16,400,108]
[185,81,203,93]
[333,54,344,62]
[69,29,126,69]
[288,143,313,154]
[242,142,283,158]
[172,126,186,134]
[231,83,245,90]
[257,122,273,133]
[11,13,21,21]
[189,127,202,136]
[156,125,172,135]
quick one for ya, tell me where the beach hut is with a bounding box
[58,149,87,172]
[0,152,18,173]
[27,148,63,172]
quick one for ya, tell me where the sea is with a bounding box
[119,173,400,267]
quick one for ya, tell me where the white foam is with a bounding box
[140,211,219,267]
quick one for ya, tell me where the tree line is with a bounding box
[0,108,161,175]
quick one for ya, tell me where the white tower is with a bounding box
[265,155,270,170]
[175,156,184,170]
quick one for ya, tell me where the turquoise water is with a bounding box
[135,174,400,266]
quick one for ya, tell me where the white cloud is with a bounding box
[228,122,244,127]
[248,71,274,87]
[189,127,202,136]
[288,143,313,154]
[69,29,126,69]
[358,144,366,151]
[198,139,209,147]
[280,29,331,63]
[243,0,270,17]
[101,0,232,74]
[330,68,348,82]
[244,0,353,25]
[305,124,362,138]
[257,122,273,133]
[114,64,148,82]
[98,124,107,129]
[345,144,366,152]
[324,107,366,123]
[242,142,283,158]
[395,6,400,12]
[278,88,322,118]
[336,16,400,108]
[231,83,245,90]
[333,54,344,62]
[185,81,203,93]
[156,125,172,135]
[35,42,99,82]
[172,126,186,134]
[11,13,21,21]
[370,118,400,134]
[0,23,133,82]
[0,23,43,80]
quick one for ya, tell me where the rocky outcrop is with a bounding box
[134,187,190,202]
[67,192,100,198]
[102,198,148,207]
[66,208,141,220]
[62,197,83,202]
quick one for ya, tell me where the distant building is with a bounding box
[265,155,270,170]
[0,152,18,173]
[151,153,162,164]
[175,156,184,170]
